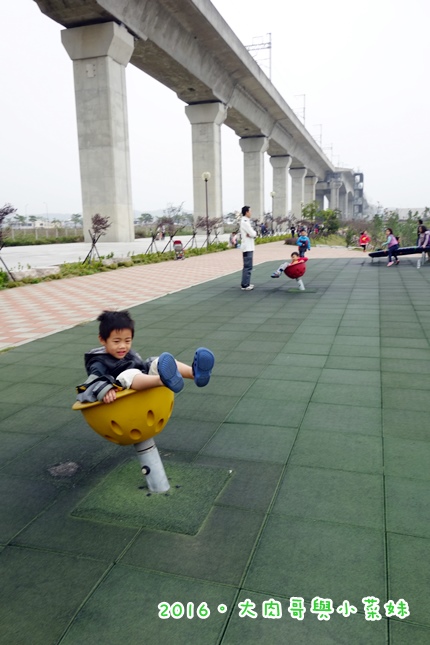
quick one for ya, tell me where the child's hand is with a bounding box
[103,389,117,404]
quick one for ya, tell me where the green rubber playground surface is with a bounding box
[1,257,430,644]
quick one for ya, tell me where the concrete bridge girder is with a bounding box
[34,0,356,237]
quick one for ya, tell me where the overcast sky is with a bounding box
[1,0,429,216]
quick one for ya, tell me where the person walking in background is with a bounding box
[359,230,371,252]
[296,229,311,258]
[382,228,400,267]
[240,205,257,291]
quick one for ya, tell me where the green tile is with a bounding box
[222,590,387,644]
[155,418,220,452]
[1,435,115,486]
[0,405,75,435]
[12,482,138,561]
[243,516,385,607]
[311,383,381,408]
[260,365,322,382]
[227,399,307,428]
[388,533,430,628]
[172,393,238,422]
[381,359,430,375]
[330,345,380,358]
[196,455,282,512]
[0,548,108,645]
[0,432,44,467]
[324,355,381,371]
[319,368,380,386]
[381,347,430,360]
[334,335,380,345]
[382,388,427,412]
[382,372,430,390]
[301,403,381,436]
[384,437,430,480]
[272,353,327,368]
[200,375,253,397]
[0,474,59,542]
[290,430,382,474]
[0,382,65,404]
[122,506,263,585]
[336,328,380,338]
[273,465,383,529]
[61,566,237,645]
[245,379,315,402]
[0,402,28,423]
[383,409,430,442]
[281,341,333,355]
[386,476,430,538]
[235,339,287,353]
[390,622,430,644]
[73,461,230,535]
[201,423,297,463]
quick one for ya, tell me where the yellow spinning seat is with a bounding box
[72,387,175,446]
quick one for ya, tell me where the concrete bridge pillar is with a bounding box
[329,180,343,211]
[315,190,325,211]
[185,102,227,225]
[269,155,292,219]
[304,176,318,206]
[239,136,269,221]
[62,22,135,243]
[290,167,307,219]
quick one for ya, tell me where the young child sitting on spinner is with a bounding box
[270,252,308,291]
[76,310,215,404]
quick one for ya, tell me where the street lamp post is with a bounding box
[202,172,211,249]
[270,191,276,235]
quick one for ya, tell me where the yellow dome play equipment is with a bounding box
[72,387,174,493]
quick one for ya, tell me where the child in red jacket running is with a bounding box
[359,231,371,252]
[271,252,307,291]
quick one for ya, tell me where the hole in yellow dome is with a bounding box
[156,418,165,433]
[147,409,155,426]
[110,421,123,436]
[104,435,119,444]
[130,429,142,440]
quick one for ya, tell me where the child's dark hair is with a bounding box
[97,310,135,340]
[291,251,299,258]
[241,205,250,216]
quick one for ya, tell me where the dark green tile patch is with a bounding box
[0,405,75,435]
[61,565,237,645]
[196,455,282,512]
[0,548,108,645]
[384,437,430,480]
[382,372,430,390]
[260,364,322,382]
[273,465,383,529]
[383,388,427,412]
[122,505,263,585]
[386,476,430,538]
[201,423,297,463]
[227,399,307,429]
[245,379,315,403]
[388,533,430,628]
[324,355,381,371]
[272,353,327,368]
[383,409,430,442]
[319,368,380,386]
[311,383,381,408]
[290,430,382,474]
[0,473,60,543]
[243,515,385,608]
[154,418,220,453]
[0,432,44,468]
[72,460,231,535]
[223,590,387,645]
[302,403,382,436]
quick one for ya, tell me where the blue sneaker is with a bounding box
[157,352,184,393]
[192,348,215,387]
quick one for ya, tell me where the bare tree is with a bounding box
[83,213,111,264]
[0,203,17,280]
